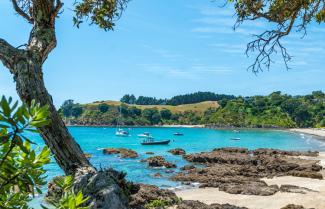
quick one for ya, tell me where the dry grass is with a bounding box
[88,100,219,114]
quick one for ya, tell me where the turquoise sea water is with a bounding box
[29,127,325,206]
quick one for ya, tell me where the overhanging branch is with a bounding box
[0,38,21,72]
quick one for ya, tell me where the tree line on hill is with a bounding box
[120,92,235,105]
[59,91,325,128]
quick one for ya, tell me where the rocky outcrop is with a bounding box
[177,200,248,209]
[129,184,179,209]
[172,148,322,196]
[143,156,177,168]
[153,173,162,178]
[252,148,318,157]
[103,148,138,158]
[46,168,131,209]
[180,165,196,171]
[168,148,186,155]
[280,204,311,209]
[279,185,316,194]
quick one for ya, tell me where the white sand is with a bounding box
[159,125,205,128]
[289,128,325,139]
[175,152,325,209]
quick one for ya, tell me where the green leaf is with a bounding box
[1,96,11,117]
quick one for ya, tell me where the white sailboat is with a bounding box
[137,132,154,139]
[115,106,130,137]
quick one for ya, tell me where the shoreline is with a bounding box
[65,125,325,137]
[174,152,325,209]
[65,124,325,139]
[288,128,325,139]
[66,124,206,128]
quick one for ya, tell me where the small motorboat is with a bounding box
[230,137,240,141]
[115,129,130,137]
[137,132,154,139]
[141,139,170,145]
[173,132,183,136]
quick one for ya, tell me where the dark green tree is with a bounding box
[98,104,109,113]
[160,109,172,120]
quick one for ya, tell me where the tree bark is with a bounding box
[14,58,93,175]
[1,2,131,208]
[0,0,94,175]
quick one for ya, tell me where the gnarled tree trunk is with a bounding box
[1,1,93,176]
[0,1,130,208]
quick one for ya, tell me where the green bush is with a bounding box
[144,199,169,209]
[0,96,90,209]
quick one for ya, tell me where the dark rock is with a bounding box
[172,147,323,196]
[180,165,196,171]
[213,147,249,154]
[103,148,120,155]
[144,156,177,168]
[129,184,179,209]
[168,148,186,155]
[177,200,248,209]
[47,168,130,209]
[252,148,319,157]
[280,185,316,194]
[103,148,138,158]
[153,173,162,178]
[219,182,279,196]
[280,204,313,209]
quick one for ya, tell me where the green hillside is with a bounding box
[59,91,325,128]
[89,100,219,114]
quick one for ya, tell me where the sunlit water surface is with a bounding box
[29,127,325,207]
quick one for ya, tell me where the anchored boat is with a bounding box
[141,139,170,145]
[173,132,183,136]
[137,132,154,139]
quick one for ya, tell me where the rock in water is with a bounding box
[144,156,177,168]
[103,148,139,158]
[168,148,186,155]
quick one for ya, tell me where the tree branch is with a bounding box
[11,0,33,24]
[0,38,21,72]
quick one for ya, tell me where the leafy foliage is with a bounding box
[42,176,90,209]
[61,91,324,128]
[73,0,129,30]
[144,199,169,209]
[0,96,51,209]
[60,100,83,118]
[120,92,235,106]
[205,91,325,128]
[0,96,91,209]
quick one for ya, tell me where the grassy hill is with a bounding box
[60,91,324,127]
[89,100,219,114]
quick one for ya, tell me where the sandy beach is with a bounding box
[289,128,325,139]
[175,152,325,209]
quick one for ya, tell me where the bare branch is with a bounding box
[11,0,33,24]
[230,0,324,72]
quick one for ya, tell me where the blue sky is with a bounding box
[0,0,324,107]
